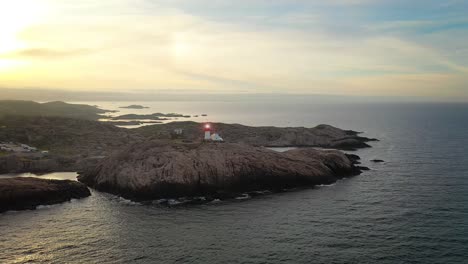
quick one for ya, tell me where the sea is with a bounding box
[1,101,467,264]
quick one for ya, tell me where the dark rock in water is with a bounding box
[356,166,370,171]
[0,177,91,213]
[371,159,385,163]
[345,154,361,163]
[78,141,365,201]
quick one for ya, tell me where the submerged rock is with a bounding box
[78,141,364,200]
[0,177,91,213]
[371,159,385,163]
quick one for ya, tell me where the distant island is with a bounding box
[119,105,149,109]
[112,113,191,120]
[104,120,162,126]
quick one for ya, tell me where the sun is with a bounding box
[0,0,48,54]
[172,33,193,58]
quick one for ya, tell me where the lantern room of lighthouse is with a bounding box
[204,123,211,140]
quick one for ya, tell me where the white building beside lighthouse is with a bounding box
[210,133,223,141]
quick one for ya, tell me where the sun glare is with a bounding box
[0,0,48,54]
[172,33,193,58]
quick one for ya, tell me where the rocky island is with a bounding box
[119,104,149,109]
[78,141,365,201]
[0,101,377,206]
[0,177,91,213]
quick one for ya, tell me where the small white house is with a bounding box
[210,133,223,142]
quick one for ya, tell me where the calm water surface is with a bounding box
[1,102,467,263]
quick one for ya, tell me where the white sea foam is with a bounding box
[235,194,250,200]
[317,183,336,187]
[118,197,141,206]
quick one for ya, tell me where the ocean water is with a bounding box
[1,102,467,264]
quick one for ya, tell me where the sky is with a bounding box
[0,0,467,100]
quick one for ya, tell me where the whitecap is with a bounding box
[167,199,182,206]
[118,197,141,206]
[317,183,336,187]
[235,194,250,200]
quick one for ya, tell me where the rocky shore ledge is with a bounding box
[78,141,366,201]
[0,177,91,213]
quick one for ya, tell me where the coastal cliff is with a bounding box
[78,141,365,200]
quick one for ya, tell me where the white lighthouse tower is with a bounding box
[204,123,211,140]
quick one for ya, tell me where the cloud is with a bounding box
[1,48,93,59]
[0,0,466,99]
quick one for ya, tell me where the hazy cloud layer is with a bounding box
[0,0,467,100]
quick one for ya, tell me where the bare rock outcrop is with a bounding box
[0,115,143,156]
[0,177,91,213]
[78,141,365,200]
[135,122,376,150]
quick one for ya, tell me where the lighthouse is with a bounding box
[203,123,224,142]
[204,123,211,140]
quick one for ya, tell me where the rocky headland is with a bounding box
[0,177,91,213]
[0,100,115,120]
[78,141,366,201]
